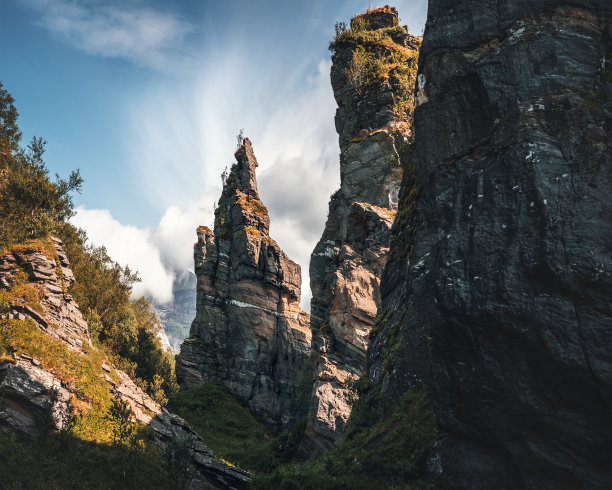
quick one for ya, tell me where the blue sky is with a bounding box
[1,0,427,306]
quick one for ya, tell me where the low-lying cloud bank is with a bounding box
[74,59,339,311]
[71,196,215,305]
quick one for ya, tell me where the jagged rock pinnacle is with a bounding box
[301,7,421,454]
[232,138,259,199]
[177,138,311,427]
[214,137,270,237]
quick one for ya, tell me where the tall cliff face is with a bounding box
[0,238,250,489]
[303,6,420,452]
[370,2,612,488]
[176,138,311,426]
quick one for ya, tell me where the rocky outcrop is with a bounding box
[176,138,311,426]
[370,2,612,489]
[0,357,71,437]
[302,6,420,453]
[0,239,250,489]
[1,238,90,353]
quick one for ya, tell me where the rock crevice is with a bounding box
[302,7,421,453]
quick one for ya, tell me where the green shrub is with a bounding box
[167,383,278,473]
[345,45,386,95]
[0,431,172,489]
[254,384,437,489]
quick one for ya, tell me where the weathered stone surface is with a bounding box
[9,240,90,352]
[0,357,70,436]
[370,2,612,489]
[176,138,311,426]
[0,240,250,488]
[302,7,420,453]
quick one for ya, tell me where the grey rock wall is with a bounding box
[370,2,612,488]
[176,139,311,427]
[302,6,421,453]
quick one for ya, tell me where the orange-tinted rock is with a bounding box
[302,8,420,453]
[176,138,311,427]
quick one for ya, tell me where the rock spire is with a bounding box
[301,7,421,453]
[176,138,311,426]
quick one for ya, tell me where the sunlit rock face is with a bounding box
[176,138,311,427]
[301,6,421,454]
[0,239,250,488]
[369,1,612,488]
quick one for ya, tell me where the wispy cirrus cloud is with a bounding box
[121,58,339,309]
[22,0,194,71]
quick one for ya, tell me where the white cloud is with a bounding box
[70,207,175,303]
[23,0,194,71]
[152,190,218,273]
[257,59,340,309]
[122,56,339,310]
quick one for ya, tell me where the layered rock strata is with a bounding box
[1,237,89,353]
[0,239,250,489]
[176,139,311,426]
[369,2,612,489]
[302,6,420,453]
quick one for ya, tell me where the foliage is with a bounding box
[253,384,437,489]
[351,16,370,33]
[162,436,194,489]
[0,431,172,489]
[167,383,279,473]
[0,81,22,155]
[345,45,386,95]
[236,192,268,217]
[0,84,80,247]
[105,391,135,446]
[236,128,245,148]
[334,21,347,38]
[0,317,115,441]
[58,224,178,404]
[332,13,419,122]
[329,23,406,53]
[0,82,177,405]
[0,266,45,314]
[0,136,82,248]
[389,50,418,121]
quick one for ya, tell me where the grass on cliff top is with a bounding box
[0,318,117,442]
[330,23,407,53]
[167,383,279,473]
[236,193,268,218]
[0,269,45,315]
[0,430,172,490]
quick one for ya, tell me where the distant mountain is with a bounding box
[151,269,196,353]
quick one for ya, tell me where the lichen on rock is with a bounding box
[176,138,311,428]
[302,6,421,454]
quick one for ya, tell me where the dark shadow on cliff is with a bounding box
[0,430,175,489]
[250,382,438,489]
